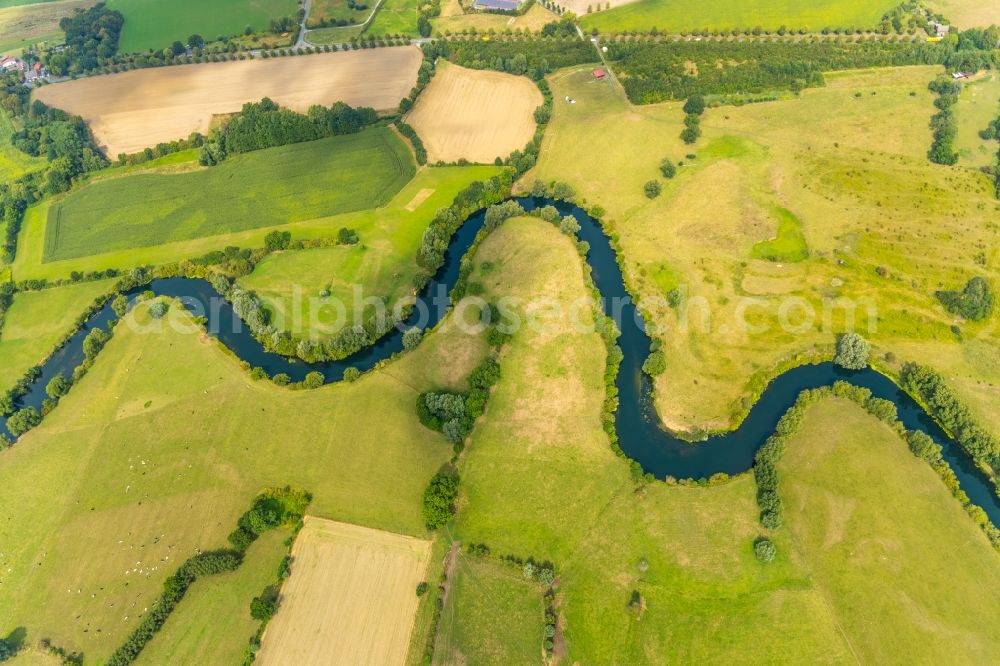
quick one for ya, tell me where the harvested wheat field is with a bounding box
[406,60,542,163]
[33,47,422,157]
[255,517,432,666]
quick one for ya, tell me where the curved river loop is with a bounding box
[2,197,998,525]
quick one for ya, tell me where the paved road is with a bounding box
[294,0,314,49]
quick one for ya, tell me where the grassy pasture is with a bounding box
[0,279,115,390]
[778,398,1000,662]
[106,0,298,53]
[927,0,1000,29]
[528,64,1000,434]
[581,0,899,34]
[433,553,543,665]
[0,0,92,55]
[364,0,422,35]
[432,0,558,33]
[449,216,1000,661]
[256,518,431,665]
[12,164,499,282]
[0,296,486,661]
[43,129,414,262]
[135,528,290,665]
[954,71,1000,168]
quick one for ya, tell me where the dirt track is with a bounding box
[33,47,422,157]
[406,61,542,164]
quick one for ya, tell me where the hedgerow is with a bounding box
[106,487,311,665]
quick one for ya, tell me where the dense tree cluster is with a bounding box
[900,363,1000,471]
[936,277,994,321]
[423,36,598,80]
[199,98,378,164]
[41,2,124,76]
[605,38,996,103]
[417,356,503,448]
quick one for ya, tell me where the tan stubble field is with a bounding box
[406,60,542,163]
[255,517,432,666]
[33,46,423,157]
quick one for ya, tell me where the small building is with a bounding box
[593,68,606,79]
[1,56,22,71]
[932,21,950,37]
[472,0,521,10]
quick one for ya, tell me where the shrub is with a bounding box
[416,581,429,596]
[422,467,459,529]
[303,371,325,389]
[683,95,706,115]
[112,294,130,317]
[250,584,280,620]
[402,327,423,350]
[46,374,71,399]
[148,301,169,319]
[935,277,994,321]
[343,367,361,382]
[643,180,662,198]
[833,332,870,369]
[659,158,676,178]
[642,350,667,376]
[754,537,776,562]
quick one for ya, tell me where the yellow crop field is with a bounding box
[406,60,542,164]
[255,517,432,666]
[32,47,423,157]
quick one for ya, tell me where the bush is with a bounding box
[343,367,361,382]
[422,467,459,529]
[6,406,41,436]
[250,584,280,620]
[642,350,666,376]
[303,371,325,389]
[416,581,429,596]
[754,537,776,562]
[683,95,706,115]
[643,180,662,198]
[148,301,169,319]
[112,294,130,317]
[833,332,870,369]
[402,327,423,350]
[935,277,994,321]
[659,158,676,178]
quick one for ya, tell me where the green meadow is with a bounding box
[955,71,1000,168]
[433,553,544,665]
[0,279,115,390]
[239,165,501,338]
[106,0,299,53]
[581,0,898,34]
[135,529,290,665]
[43,129,414,262]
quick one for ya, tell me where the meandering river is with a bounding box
[2,197,998,524]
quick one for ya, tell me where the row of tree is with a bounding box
[927,75,961,165]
